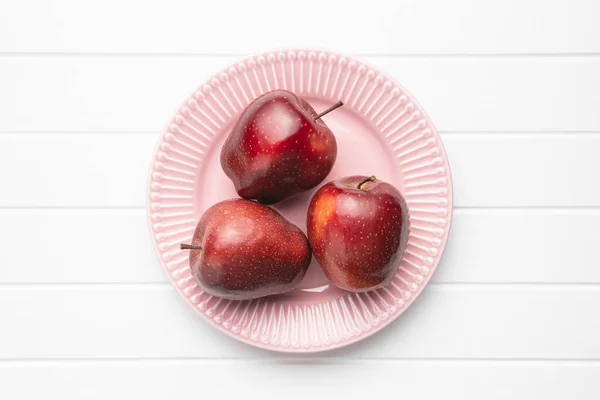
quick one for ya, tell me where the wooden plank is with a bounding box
[1,209,599,284]
[0,210,164,283]
[1,285,598,359]
[0,0,598,54]
[1,56,599,132]
[0,134,157,208]
[1,360,599,400]
[435,209,600,283]
[1,134,598,207]
[445,134,600,207]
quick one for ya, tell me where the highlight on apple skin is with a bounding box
[220,90,341,205]
[306,175,410,292]
[180,199,312,300]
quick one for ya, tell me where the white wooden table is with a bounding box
[1,1,600,398]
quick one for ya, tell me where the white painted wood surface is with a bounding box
[1,0,598,54]
[1,0,599,398]
[1,56,599,132]
[3,209,599,283]
[3,360,599,400]
[2,134,600,207]
[2,285,600,359]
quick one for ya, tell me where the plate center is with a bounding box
[192,97,401,301]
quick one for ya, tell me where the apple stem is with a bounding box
[357,176,376,190]
[314,101,344,120]
[180,244,202,250]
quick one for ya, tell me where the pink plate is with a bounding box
[147,49,453,352]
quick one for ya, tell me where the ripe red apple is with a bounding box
[307,176,410,292]
[220,90,341,204]
[180,199,311,300]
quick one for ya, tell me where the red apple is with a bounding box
[307,176,410,292]
[180,199,312,300]
[220,90,341,204]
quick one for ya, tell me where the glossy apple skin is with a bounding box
[187,199,312,300]
[220,90,337,204]
[307,176,410,292]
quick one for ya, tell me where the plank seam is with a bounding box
[1,282,600,289]
[1,357,600,364]
[2,52,600,58]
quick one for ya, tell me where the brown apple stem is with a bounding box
[314,101,344,120]
[180,244,202,250]
[357,176,376,190]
